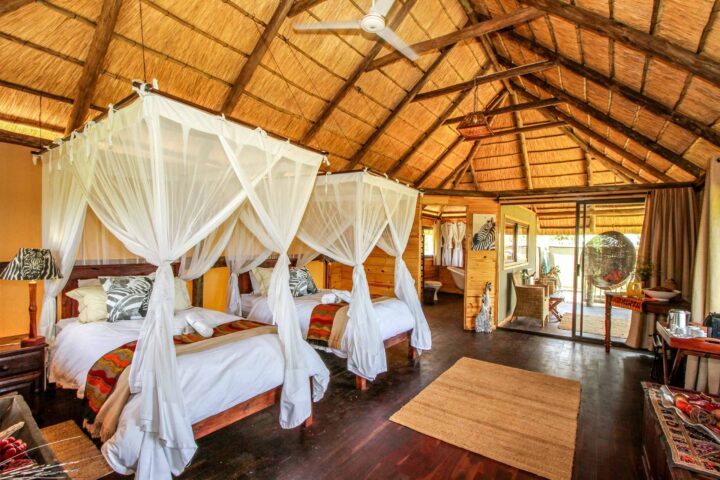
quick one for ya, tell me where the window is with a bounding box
[504,219,529,267]
[423,227,435,257]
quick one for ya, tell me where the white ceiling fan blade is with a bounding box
[375,27,419,61]
[370,0,396,17]
[293,20,362,31]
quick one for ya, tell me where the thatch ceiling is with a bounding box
[0,0,718,192]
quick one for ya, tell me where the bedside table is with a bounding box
[0,343,45,413]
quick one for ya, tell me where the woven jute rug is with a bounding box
[41,420,112,479]
[390,357,581,480]
[558,313,630,338]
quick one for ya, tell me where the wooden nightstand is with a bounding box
[0,343,45,413]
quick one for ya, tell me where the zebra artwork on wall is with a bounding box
[471,214,496,251]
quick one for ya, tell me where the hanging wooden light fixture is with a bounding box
[457,77,493,139]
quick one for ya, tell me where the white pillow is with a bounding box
[251,267,274,296]
[249,271,260,294]
[66,286,108,323]
[77,278,101,287]
[174,277,192,311]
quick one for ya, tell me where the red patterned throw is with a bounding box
[83,319,267,424]
[307,303,346,348]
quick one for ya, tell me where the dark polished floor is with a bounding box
[41,293,653,479]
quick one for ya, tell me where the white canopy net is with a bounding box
[40,88,326,478]
[297,172,431,381]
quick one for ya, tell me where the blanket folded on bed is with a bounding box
[307,296,389,351]
[83,319,272,427]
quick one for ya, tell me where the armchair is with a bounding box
[510,271,549,327]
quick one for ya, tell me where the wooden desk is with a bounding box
[604,293,691,353]
[656,322,720,385]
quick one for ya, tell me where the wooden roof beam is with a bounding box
[414,136,464,187]
[444,98,564,124]
[0,78,106,113]
[498,29,720,149]
[413,89,507,186]
[346,40,457,169]
[0,0,34,17]
[221,0,294,114]
[301,0,416,144]
[519,0,720,85]
[288,0,329,17]
[509,92,533,189]
[368,7,543,70]
[0,129,51,149]
[464,120,566,139]
[386,61,493,176]
[65,0,122,134]
[513,85,674,182]
[413,60,554,102]
[503,64,704,177]
[563,128,645,183]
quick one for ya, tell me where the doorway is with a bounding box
[500,198,645,346]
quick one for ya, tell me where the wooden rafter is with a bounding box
[444,98,564,124]
[0,129,51,149]
[414,136,464,187]
[301,0,416,144]
[65,0,122,134]
[449,157,472,188]
[514,86,674,182]
[288,0,329,17]
[367,7,543,70]
[0,0,33,16]
[345,42,457,169]
[509,92,533,189]
[503,64,704,178]
[221,0,294,114]
[386,61,493,176]
[499,30,720,149]
[463,120,565,139]
[519,0,720,86]
[466,141,482,190]
[412,60,554,102]
[563,128,645,183]
[584,151,592,186]
[435,90,509,188]
[0,78,106,113]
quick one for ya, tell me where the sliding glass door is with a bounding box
[571,199,645,342]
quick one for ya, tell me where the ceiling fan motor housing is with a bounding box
[361,13,386,32]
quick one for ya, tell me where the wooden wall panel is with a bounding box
[463,199,500,331]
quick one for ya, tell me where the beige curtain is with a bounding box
[686,158,720,392]
[625,187,698,349]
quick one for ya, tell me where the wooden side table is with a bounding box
[604,293,691,353]
[0,343,46,413]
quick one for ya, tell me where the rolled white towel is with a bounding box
[320,293,337,304]
[185,314,213,338]
[331,289,352,304]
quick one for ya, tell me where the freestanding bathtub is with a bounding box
[447,267,465,291]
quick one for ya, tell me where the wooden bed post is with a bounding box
[355,376,369,391]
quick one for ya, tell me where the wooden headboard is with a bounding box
[60,262,180,319]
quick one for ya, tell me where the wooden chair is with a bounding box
[510,272,549,327]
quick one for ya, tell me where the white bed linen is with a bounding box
[245,290,415,349]
[104,333,327,475]
[50,307,264,394]
[49,307,329,475]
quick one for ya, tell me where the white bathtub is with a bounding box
[447,267,465,291]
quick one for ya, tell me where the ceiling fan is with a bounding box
[293,0,419,62]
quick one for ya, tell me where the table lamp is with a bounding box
[0,248,61,347]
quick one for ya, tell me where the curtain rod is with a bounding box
[33,82,329,158]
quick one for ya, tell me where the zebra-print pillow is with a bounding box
[288,267,318,297]
[99,276,154,322]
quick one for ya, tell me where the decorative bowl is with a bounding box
[643,289,680,301]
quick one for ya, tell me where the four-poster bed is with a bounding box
[40,85,330,479]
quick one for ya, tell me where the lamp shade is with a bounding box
[0,248,61,281]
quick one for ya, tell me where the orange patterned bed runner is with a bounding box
[307,303,346,348]
[82,319,267,424]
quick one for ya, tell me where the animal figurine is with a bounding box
[475,281,493,333]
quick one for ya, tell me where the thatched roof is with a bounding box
[0,0,717,192]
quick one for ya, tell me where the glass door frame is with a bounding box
[570,197,646,340]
